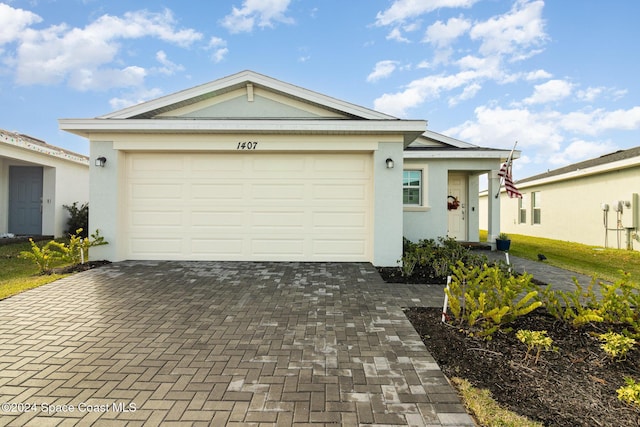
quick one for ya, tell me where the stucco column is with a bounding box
[487,169,501,250]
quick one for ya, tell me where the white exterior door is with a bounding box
[447,173,467,241]
[123,152,372,261]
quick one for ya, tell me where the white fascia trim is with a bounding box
[419,130,478,148]
[59,118,426,137]
[99,70,398,121]
[403,149,515,159]
[517,157,640,189]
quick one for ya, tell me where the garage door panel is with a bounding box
[313,239,366,256]
[191,211,245,228]
[131,183,183,200]
[130,156,185,177]
[132,210,183,226]
[312,184,367,201]
[251,239,305,257]
[313,212,367,229]
[251,184,305,200]
[130,237,183,256]
[252,211,305,229]
[125,153,372,261]
[312,157,369,176]
[191,183,245,200]
[191,238,243,255]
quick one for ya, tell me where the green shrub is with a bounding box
[445,261,542,338]
[399,237,494,282]
[516,330,555,364]
[18,239,66,274]
[542,272,640,336]
[19,229,108,274]
[63,202,89,238]
[599,332,636,361]
[617,378,640,409]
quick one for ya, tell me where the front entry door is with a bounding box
[447,172,467,241]
[9,166,43,235]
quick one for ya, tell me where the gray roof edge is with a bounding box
[518,145,640,184]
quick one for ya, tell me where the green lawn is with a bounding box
[0,240,70,300]
[481,231,640,282]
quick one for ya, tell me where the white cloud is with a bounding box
[11,8,202,89]
[386,27,410,43]
[374,71,481,116]
[221,0,294,33]
[155,51,184,75]
[375,0,479,27]
[367,60,399,82]
[0,3,41,45]
[525,69,552,80]
[423,16,471,47]
[69,66,146,91]
[207,37,228,63]
[448,82,481,106]
[445,103,640,171]
[109,87,164,110]
[523,79,573,104]
[469,0,547,60]
[373,56,502,115]
[445,105,564,154]
[550,139,617,166]
[561,107,640,135]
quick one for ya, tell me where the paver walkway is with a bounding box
[0,261,473,426]
[478,250,595,292]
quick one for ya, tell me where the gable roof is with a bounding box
[101,70,397,121]
[518,145,640,186]
[404,129,518,159]
[60,70,427,145]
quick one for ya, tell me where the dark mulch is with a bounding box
[49,260,111,274]
[405,306,640,426]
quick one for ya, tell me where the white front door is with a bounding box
[447,173,467,241]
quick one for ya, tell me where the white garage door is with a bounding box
[124,152,372,261]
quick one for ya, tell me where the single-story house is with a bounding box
[479,146,640,250]
[0,130,89,238]
[60,70,513,266]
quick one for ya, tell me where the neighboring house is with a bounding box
[60,70,512,266]
[479,146,640,250]
[0,130,89,238]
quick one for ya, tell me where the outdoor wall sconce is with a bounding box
[95,156,107,167]
[386,158,394,169]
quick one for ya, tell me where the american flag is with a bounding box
[498,158,522,198]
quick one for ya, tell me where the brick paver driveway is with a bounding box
[0,261,474,426]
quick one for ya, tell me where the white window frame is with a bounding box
[532,191,541,225]
[403,170,422,206]
[518,194,527,224]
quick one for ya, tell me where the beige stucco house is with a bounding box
[0,130,89,238]
[60,70,512,265]
[480,146,640,250]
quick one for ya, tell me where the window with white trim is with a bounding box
[403,170,422,205]
[532,191,541,224]
[518,194,527,224]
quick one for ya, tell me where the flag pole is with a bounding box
[495,141,518,199]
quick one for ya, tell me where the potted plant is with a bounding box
[496,232,511,251]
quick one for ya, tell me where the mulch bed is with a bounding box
[49,260,111,274]
[386,259,640,427]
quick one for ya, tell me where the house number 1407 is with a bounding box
[237,142,258,150]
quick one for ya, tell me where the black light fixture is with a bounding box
[386,158,394,169]
[95,156,107,167]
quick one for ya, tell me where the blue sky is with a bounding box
[1,0,639,180]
